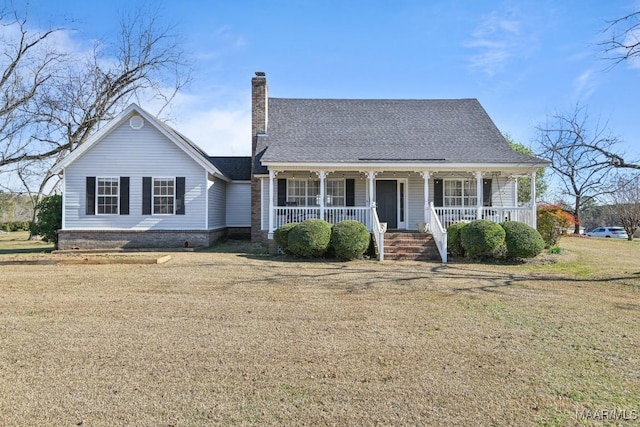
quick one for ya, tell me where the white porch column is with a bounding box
[366,171,377,206]
[530,171,537,229]
[317,170,327,221]
[475,171,483,220]
[268,169,278,234]
[513,176,519,207]
[420,171,431,224]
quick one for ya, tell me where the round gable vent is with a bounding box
[129,115,144,130]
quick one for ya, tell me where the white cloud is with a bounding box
[173,107,251,156]
[573,69,597,99]
[624,28,640,69]
[464,10,527,76]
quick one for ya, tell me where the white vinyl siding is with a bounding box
[226,182,251,227]
[408,174,424,230]
[207,176,226,229]
[63,115,207,230]
[489,176,516,207]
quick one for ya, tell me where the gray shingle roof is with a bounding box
[208,156,252,180]
[259,98,542,166]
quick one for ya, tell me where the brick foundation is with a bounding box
[58,229,226,250]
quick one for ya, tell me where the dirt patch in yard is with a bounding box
[0,253,171,265]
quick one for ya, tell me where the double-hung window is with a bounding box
[97,177,119,214]
[325,179,345,206]
[287,180,319,206]
[153,178,175,214]
[286,179,346,206]
[443,179,477,207]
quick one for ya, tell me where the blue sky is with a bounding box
[20,0,640,160]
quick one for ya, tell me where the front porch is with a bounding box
[271,205,534,231]
[262,168,539,262]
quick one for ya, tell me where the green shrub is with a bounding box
[501,221,545,259]
[460,219,505,259]
[447,221,468,258]
[0,221,31,232]
[330,220,371,261]
[288,218,332,258]
[274,222,299,254]
[548,245,563,254]
[30,195,62,247]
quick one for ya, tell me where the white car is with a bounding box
[585,227,629,239]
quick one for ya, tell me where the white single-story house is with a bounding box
[54,73,546,262]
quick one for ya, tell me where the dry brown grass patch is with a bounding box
[0,238,638,425]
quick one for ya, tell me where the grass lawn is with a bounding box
[0,231,53,254]
[0,235,638,426]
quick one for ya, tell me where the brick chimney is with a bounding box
[250,72,268,244]
[251,72,267,157]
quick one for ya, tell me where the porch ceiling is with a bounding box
[261,163,542,175]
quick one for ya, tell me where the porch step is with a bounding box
[383,231,441,262]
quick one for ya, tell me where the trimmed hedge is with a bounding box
[501,221,545,259]
[460,219,506,259]
[288,218,332,258]
[330,220,370,261]
[447,221,467,258]
[274,222,299,254]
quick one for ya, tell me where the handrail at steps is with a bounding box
[371,205,385,261]
[429,202,447,263]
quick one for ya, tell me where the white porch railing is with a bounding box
[371,205,385,262]
[273,206,371,230]
[481,207,533,225]
[434,206,534,228]
[324,207,371,229]
[429,203,447,263]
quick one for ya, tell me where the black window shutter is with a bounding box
[142,177,151,215]
[483,179,493,207]
[86,177,96,215]
[119,177,130,215]
[345,179,355,206]
[434,179,443,207]
[176,177,186,215]
[277,179,287,206]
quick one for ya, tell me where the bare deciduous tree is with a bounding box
[536,105,618,234]
[0,9,65,169]
[601,10,640,66]
[605,174,640,240]
[0,6,190,171]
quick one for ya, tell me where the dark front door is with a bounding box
[376,180,397,229]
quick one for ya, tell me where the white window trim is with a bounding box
[96,176,119,215]
[153,176,176,215]
[443,178,477,207]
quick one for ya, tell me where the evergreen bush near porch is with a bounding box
[501,221,545,259]
[447,221,467,258]
[330,220,370,261]
[274,222,299,254]
[288,219,332,258]
[460,219,506,259]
